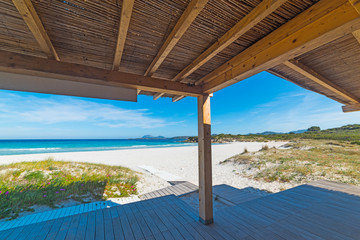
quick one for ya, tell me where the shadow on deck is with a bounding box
[1,180,360,239]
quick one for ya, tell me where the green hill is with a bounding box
[188,124,360,144]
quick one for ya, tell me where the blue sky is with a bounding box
[0,71,359,139]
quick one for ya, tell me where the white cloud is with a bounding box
[0,93,177,129]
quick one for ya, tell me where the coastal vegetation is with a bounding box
[217,124,360,187]
[223,140,360,186]
[0,159,138,220]
[187,124,360,144]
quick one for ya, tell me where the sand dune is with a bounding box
[0,141,292,193]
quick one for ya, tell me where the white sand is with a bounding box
[0,141,292,194]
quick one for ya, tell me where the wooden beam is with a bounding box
[113,0,135,71]
[284,60,360,104]
[12,0,59,61]
[153,92,164,100]
[197,94,213,225]
[174,0,287,82]
[144,0,208,76]
[201,0,360,93]
[349,0,360,14]
[0,72,138,102]
[172,95,185,102]
[0,50,203,97]
[342,103,360,112]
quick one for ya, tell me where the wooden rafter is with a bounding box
[12,0,59,61]
[284,59,360,104]
[153,92,164,100]
[342,103,360,112]
[201,0,360,93]
[144,0,208,76]
[199,0,350,87]
[113,0,135,71]
[172,95,185,102]
[173,0,287,82]
[349,0,360,14]
[0,51,203,97]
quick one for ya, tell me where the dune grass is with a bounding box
[225,140,360,185]
[0,159,139,220]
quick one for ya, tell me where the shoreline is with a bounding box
[0,141,291,193]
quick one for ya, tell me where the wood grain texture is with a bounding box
[1,181,360,239]
[113,0,135,71]
[203,1,360,93]
[11,0,59,60]
[349,0,360,14]
[284,59,360,103]
[201,0,360,92]
[342,103,360,112]
[0,51,203,97]
[353,29,360,44]
[174,0,288,82]
[144,0,208,76]
[197,94,213,224]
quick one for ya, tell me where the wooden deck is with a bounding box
[1,180,360,239]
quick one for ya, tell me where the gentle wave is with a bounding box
[4,148,62,151]
[0,140,196,156]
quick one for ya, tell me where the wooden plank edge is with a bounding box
[342,103,360,112]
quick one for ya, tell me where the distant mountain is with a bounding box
[137,135,190,140]
[250,129,307,135]
[289,129,307,134]
[141,135,166,139]
[254,131,283,135]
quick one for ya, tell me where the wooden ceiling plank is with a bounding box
[144,0,208,76]
[172,95,186,102]
[113,0,135,71]
[174,0,288,82]
[284,59,360,104]
[12,0,59,61]
[153,92,165,100]
[202,0,360,93]
[342,103,360,112]
[0,50,203,97]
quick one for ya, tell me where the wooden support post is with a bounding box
[197,94,213,225]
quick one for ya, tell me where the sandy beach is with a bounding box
[0,141,292,193]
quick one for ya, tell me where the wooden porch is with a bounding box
[2,0,360,231]
[1,180,359,240]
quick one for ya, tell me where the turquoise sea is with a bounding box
[0,139,196,156]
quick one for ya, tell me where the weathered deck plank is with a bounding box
[64,214,80,240]
[2,182,360,240]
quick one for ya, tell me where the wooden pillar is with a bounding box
[197,94,213,224]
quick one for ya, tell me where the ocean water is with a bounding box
[0,139,196,156]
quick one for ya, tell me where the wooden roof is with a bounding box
[1,0,360,111]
